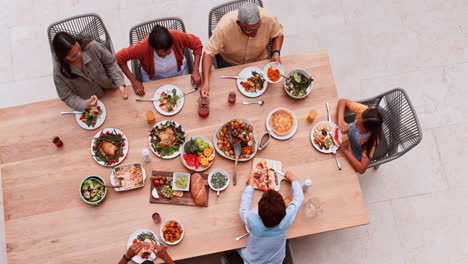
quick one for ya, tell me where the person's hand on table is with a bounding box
[191,70,202,86]
[124,243,144,260]
[245,175,253,186]
[85,95,98,109]
[338,121,349,134]
[131,80,145,96]
[285,170,297,183]
[270,52,281,64]
[119,85,128,100]
[153,245,175,264]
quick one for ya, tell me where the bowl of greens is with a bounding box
[208,168,230,192]
[283,69,314,99]
[80,175,107,205]
[148,120,186,159]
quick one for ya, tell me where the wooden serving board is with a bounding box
[150,171,209,207]
[250,158,285,191]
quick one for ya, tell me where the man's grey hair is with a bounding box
[238,3,260,25]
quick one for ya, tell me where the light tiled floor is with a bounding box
[1,0,467,263]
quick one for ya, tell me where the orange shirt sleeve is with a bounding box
[114,38,148,65]
[172,30,203,55]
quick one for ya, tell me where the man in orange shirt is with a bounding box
[200,3,284,96]
[115,25,203,96]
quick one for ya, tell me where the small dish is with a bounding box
[79,175,107,205]
[263,62,285,83]
[208,168,230,192]
[172,172,191,191]
[160,219,184,245]
[283,69,314,99]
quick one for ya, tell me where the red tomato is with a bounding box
[120,153,124,157]
[94,111,99,115]
[117,133,122,137]
[97,106,101,110]
[115,158,120,163]
[122,143,126,147]
[106,131,110,135]
[93,146,97,149]
[100,133,105,137]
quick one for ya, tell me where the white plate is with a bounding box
[310,121,342,154]
[208,168,230,192]
[172,172,191,191]
[213,117,258,162]
[90,128,128,167]
[126,229,160,263]
[110,163,146,192]
[263,62,285,83]
[283,69,314,99]
[160,219,185,245]
[153,85,184,116]
[236,66,268,98]
[265,107,298,140]
[75,100,106,130]
[180,136,215,172]
[148,120,185,159]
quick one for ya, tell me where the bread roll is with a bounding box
[190,173,207,206]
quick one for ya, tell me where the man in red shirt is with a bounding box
[115,25,203,96]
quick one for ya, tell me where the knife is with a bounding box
[273,163,279,186]
[269,168,285,177]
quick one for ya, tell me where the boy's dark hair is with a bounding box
[149,25,173,50]
[258,190,286,227]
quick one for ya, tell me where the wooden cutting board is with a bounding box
[149,171,209,207]
[250,158,285,191]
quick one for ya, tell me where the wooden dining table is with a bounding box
[0,51,368,264]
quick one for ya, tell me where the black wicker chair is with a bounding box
[344,88,423,167]
[221,240,295,264]
[47,13,114,56]
[129,17,194,82]
[208,0,272,69]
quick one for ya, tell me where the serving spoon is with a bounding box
[233,143,242,186]
[91,179,122,188]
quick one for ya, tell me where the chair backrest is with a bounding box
[47,13,114,56]
[128,17,194,82]
[344,88,423,167]
[208,0,272,69]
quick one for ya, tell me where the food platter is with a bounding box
[75,100,106,130]
[213,118,258,161]
[265,107,298,140]
[153,85,184,116]
[148,120,186,159]
[110,163,146,192]
[249,158,285,192]
[90,128,128,167]
[126,229,160,263]
[236,66,268,98]
[180,136,215,172]
[310,121,342,154]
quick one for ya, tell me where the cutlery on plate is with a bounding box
[326,102,342,170]
[60,111,82,115]
[326,102,332,123]
[221,75,243,79]
[242,100,264,105]
[235,232,249,241]
[155,235,169,248]
[233,143,242,186]
[135,98,158,102]
[183,87,198,95]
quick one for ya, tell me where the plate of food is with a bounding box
[237,66,268,98]
[90,128,128,167]
[127,229,161,263]
[110,163,146,192]
[160,219,184,245]
[208,168,230,192]
[263,62,285,83]
[284,69,314,99]
[75,100,106,130]
[213,118,258,161]
[79,175,107,205]
[148,120,186,159]
[153,85,184,116]
[311,121,342,153]
[266,107,298,140]
[250,158,285,192]
[181,136,215,172]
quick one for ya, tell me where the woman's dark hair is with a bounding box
[361,107,383,158]
[149,25,173,50]
[52,32,92,78]
[258,190,286,227]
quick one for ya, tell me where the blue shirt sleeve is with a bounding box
[239,185,254,223]
[281,181,305,227]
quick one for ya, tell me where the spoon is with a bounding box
[183,87,198,95]
[233,143,242,186]
[91,179,122,188]
[242,100,264,105]
[217,189,220,197]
